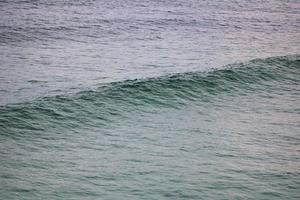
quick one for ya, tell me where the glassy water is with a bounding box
[0,0,299,199]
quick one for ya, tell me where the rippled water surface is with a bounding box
[0,0,300,199]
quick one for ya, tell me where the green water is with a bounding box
[0,55,299,199]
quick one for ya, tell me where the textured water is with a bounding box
[1,0,300,199]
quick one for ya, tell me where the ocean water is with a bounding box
[0,0,300,199]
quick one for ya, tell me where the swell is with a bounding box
[0,55,299,134]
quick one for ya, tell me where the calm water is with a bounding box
[0,0,300,199]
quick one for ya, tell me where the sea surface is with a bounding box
[0,0,300,199]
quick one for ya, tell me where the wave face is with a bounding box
[1,55,300,199]
[1,0,300,105]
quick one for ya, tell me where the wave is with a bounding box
[0,55,299,134]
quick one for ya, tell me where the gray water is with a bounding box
[0,0,300,199]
